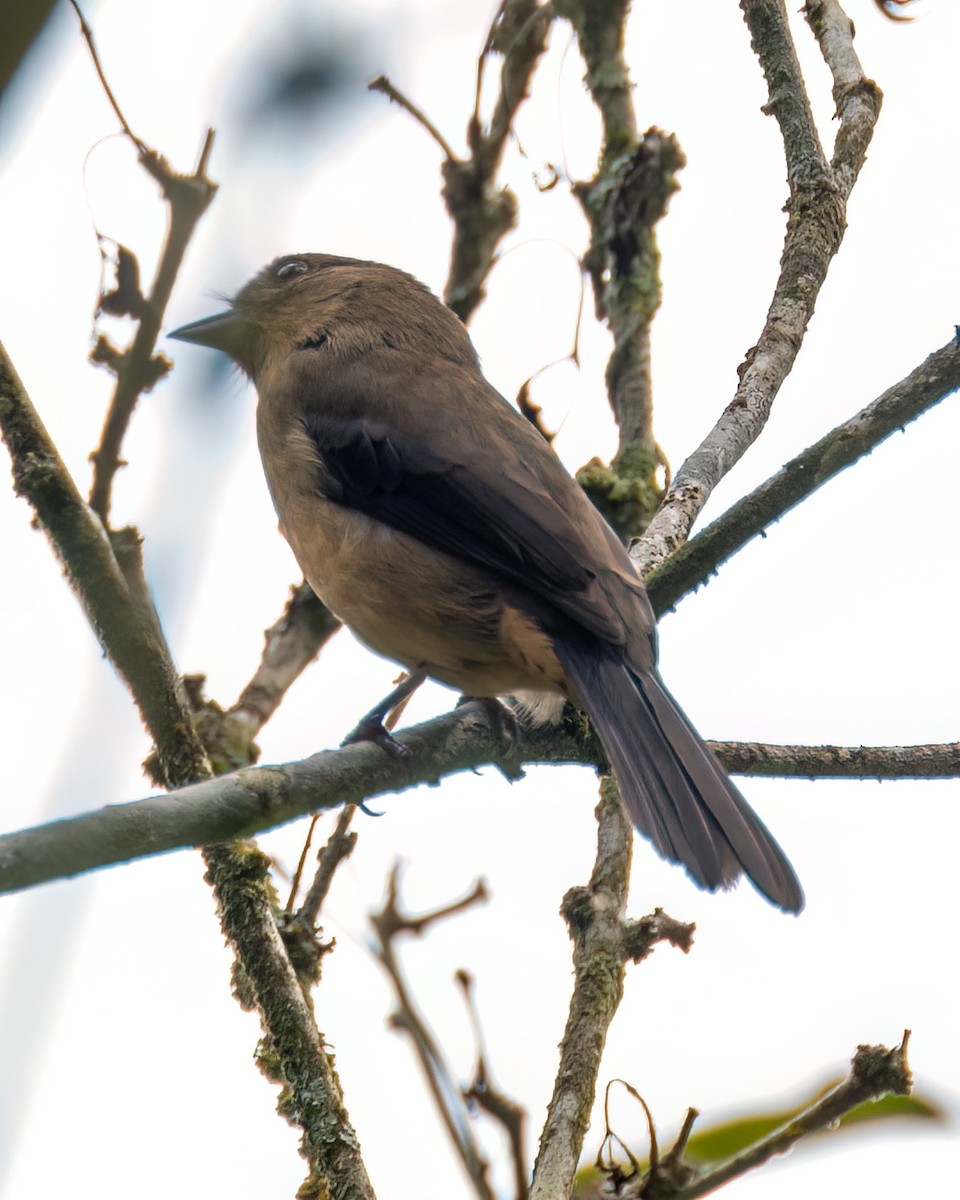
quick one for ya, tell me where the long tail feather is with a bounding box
[554,636,803,912]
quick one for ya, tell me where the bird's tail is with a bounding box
[554,637,803,912]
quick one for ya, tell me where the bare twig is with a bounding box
[87,136,217,523]
[669,1033,913,1200]
[70,0,147,152]
[72,0,218,525]
[458,970,529,1200]
[631,0,882,575]
[645,336,960,613]
[371,867,495,1200]
[368,74,457,160]
[229,581,342,737]
[443,0,553,321]
[297,806,358,927]
[370,2,553,323]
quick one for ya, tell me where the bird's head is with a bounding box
[169,253,477,378]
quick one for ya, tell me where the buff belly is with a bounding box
[276,489,568,701]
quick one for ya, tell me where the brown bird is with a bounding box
[170,253,803,912]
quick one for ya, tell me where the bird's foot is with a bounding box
[341,716,411,758]
[456,694,519,740]
[340,668,427,759]
[456,695,525,780]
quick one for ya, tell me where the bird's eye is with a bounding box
[276,260,309,281]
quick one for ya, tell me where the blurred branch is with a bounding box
[70,0,146,151]
[458,970,530,1200]
[368,74,457,159]
[71,0,217,524]
[631,0,882,575]
[86,133,217,524]
[0,0,59,95]
[2,696,958,894]
[530,781,693,1199]
[371,866,495,1200]
[645,336,960,614]
[442,0,553,322]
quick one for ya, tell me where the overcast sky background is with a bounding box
[0,1,957,1198]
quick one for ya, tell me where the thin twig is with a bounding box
[371,866,495,1200]
[457,970,529,1200]
[671,1033,912,1200]
[645,336,960,613]
[298,807,358,926]
[368,74,458,160]
[70,0,147,152]
[229,581,342,739]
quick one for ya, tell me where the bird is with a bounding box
[170,252,803,912]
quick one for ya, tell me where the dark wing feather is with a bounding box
[302,408,631,643]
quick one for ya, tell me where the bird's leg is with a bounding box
[341,668,427,757]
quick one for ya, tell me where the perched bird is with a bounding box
[170,253,803,912]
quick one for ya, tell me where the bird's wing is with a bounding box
[294,351,650,648]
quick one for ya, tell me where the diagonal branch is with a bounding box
[371,869,495,1200]
[631,0,882,575]
[645,336,960,613]
[670,1033,912,1200]
[0,340,210,787]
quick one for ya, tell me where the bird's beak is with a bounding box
[168,310,244,355]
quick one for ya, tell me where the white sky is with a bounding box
[0,1,957,1198]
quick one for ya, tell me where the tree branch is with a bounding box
[1,697,957,896]
[530,782,694,1199]
[631,0,882,575]
[370,2,553,324]
[204,841,375,1200]
[371,868,496,1200]
[530,780,634,1200]
[645,336,960,613]
[670,1033,912,1200]
[74,0,218,528]
[719,741,960,778]
[558,0,675,541]
[0,340,211,787]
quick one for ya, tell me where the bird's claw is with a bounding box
[341,718,412,758]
